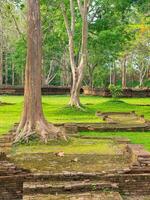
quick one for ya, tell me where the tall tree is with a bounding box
[0,17,3,85]
[14,0,66,143]
[121,55,127,88]
[61,0,90,108]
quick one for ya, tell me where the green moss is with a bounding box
[12,138,121,155]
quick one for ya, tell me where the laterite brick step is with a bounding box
[23,191,123,200]
[24,180,118,195]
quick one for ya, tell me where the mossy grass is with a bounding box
[12,137,120,155]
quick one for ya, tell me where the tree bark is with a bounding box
[14,0,66,143]
[0,25,3,86]
[61,0,89,108]
[0,51,2,85]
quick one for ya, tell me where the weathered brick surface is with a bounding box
[0,86,72,95]
[63,123,150,134]
[83,87,150,98]
[0,152,29,200]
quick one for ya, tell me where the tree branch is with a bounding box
[60,3,71,37]
[70,0,75,34]
[77,0,83,17]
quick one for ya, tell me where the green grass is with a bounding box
[0,95,150,151]
[80,131,150,151]
[0,95,150,134]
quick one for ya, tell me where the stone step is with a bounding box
[27,172,109,182]
[23,192,123,200]
[24,181,118,195]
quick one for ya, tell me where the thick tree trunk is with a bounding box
[14,0,66,143]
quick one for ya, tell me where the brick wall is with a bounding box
[0,152,29,200]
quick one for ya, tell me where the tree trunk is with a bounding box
[69,67,83,107]
[14,0,66,143]
[109,66,112,85]
[61,0,89,108]
[12,63,15,86]
[112,63,116,85]
[5,53,8,86]
[121,56,127,88]
[0,26,3,86]
[0,52,2,85]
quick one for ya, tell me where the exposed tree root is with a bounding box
[69,96,85,110]
[13,119,67,144]
[69,102,85,111]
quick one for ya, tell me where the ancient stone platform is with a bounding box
[0,115,150,199]
[20,140,150,197]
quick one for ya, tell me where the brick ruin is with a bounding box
[0,130,150,199]
[0,86,71,95]
[0,85,149,97]
[83,87,150,97]
[23,143,150,196]
[0,152,29,200]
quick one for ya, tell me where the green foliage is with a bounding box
[0,0,149,87]
[109,84,123,99]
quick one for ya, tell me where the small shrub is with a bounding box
[109,84,123,99]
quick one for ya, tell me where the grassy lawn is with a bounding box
[0,95,150,151]
[80,132,150,151]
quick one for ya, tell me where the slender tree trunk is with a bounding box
[12,63,15,86]
[121,56,127,88]
[5,53,8,86]
[87,63,96,89]
[0,51,2,86]
[70,1,89,107]
[109,66,112,85]
[61,0,89,108]
[89,73,93,89]
[112,63,116,85]
[0,26,3,86]
[14,0,66,143]
[139,71,144,88]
